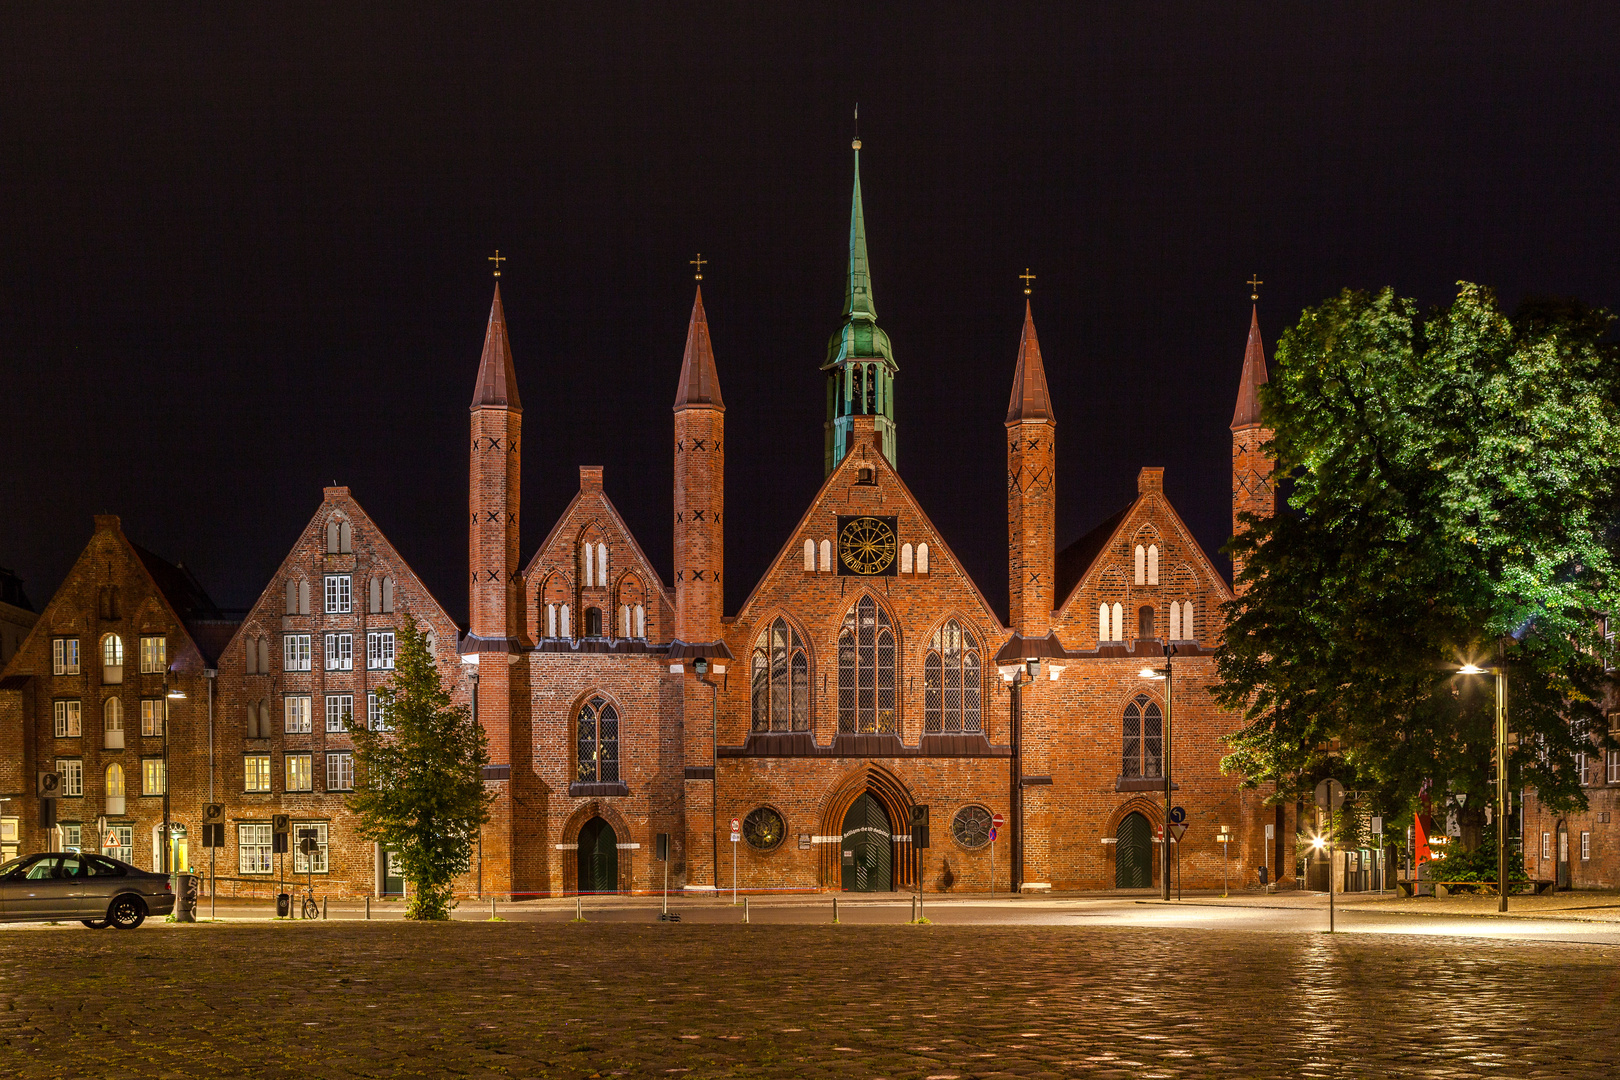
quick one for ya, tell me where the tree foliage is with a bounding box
[347,616,491,919]
[1217,284,1620,837]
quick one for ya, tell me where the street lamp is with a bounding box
[162,674,186,881]
[1139,644,1174,901]
[1003,656,1041,893]
[1458,655,1510,913]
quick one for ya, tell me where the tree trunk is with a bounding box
[1458,803,1486,853]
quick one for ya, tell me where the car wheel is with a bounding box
[80,918,109,929]
[108,896,147,929]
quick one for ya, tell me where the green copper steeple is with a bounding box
[823,137,898,476]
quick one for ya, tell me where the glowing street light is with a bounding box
[1139,647,1174,901]
[1457,655,1510,913]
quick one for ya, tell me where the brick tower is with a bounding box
[1230,306,1274,587]
[1006,298,1056,637]
[672,284,725,648]
[466,280,522,894]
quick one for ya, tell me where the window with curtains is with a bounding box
[575,696,619,783]
[924,620,981,734]
[837,596,896,734]
[751,617,809,733]
[1122,694,1164,780]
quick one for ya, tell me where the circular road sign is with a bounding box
[730,818,740,832]
[991,812,1005,828]
[1170,806,1187,825]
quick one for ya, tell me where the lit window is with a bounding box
[103,697,123,739]
[1122,694,1164,780]
[751,617,809,733]
[101,634,124,683]
[53,637,80,675]
[53,699,82,738]
[56,758,83,797]
[141,698,163,737]
[142,757,166,796]
[324,632,353,671]
[283,634,311,671]
[325,575,352,614]
[283,695,312,734]
[104,762,125,800]
[836,596,896,734]
[238,824,273,874]
[285,754,313,792]
[292,822,329,873]
[576,696,619,783]
[367,631,395,670]
[325,694,352,733]
[244,754,272,792]
[326,752,354,792]
[924,620,981,734]
[139,635,167,674]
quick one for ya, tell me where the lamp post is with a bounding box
[1005,656,1041,893]
[466,661,481,899]
[694,656,719,892]
[1311,833,1332,931]
[1459,654,1509,913]
[1139,645,1174,901]
[161,673,186,882]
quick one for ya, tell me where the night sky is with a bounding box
[4,4,1618,625]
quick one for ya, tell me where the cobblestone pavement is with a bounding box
[3,922,1618,1079]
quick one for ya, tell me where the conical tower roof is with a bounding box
[673,285,723,409]
[1006,299,1054,424]
[1230,306,1268,429]
[824,140,894,369]
[471,282,521,410]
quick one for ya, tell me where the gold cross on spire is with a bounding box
[489,250,506,278]
[1247,274,1263,301]
[1020,268,1036,296]
[690,253,706,281]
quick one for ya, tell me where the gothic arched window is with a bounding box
[576,696,619,783]
[837,596,896,734]
[751,618,809,733]
[924,620,981,734]
[1122,694,1163,780]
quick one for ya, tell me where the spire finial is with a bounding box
[489,249,505,278]
[690,253,706,281]
[852,103,861,150]
[1247,274,1263,301]
[1020,268,1036,296]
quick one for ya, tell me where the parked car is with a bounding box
[0,852,174,928]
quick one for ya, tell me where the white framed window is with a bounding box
[104,824,132,863]
[1579,752,1591,786]
[101,633,124,683]
[244,754,272,792]
[283,634,311,671]
[139,635,167,674]
[52,637,80,675]
[60,824,82,851]
[54,699,82,738]
[367,631,395,670]
[141,698,163,737]
[141,757,166,796]
[1581,831,1591,861]
[105,762,125,800]
[284,695,312,733]
[367,692,386,731]
[325,575,352,614]
[56,758,83,797]
[325,632,353,671]
[326,751,354,792]
[285,753,313,792]
[238,824,273,874]
[1541,832,1551,859]
[292,822,329,874]
[325,693,353,733]
[1560,830,1569,863]
[1609,750,1620,784]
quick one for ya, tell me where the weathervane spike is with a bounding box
[690,253,706,281]
[489,249,505,278]
[1020,268,1036,296]
[852,103,861,151]
[1247,274,1263,302]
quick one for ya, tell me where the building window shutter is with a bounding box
[246,637,257,674]
[285,580,296,615]
[369,577,381,613]
[298,580,310,615]
[598,544,608,587]
[635,605,645,638]
[326,521,339,553]
[561,604,570,638]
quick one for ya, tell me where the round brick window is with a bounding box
[743,807,786,851]
[952,805,992,850]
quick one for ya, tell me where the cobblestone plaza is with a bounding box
[4,918,1617,1078]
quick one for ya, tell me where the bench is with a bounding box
[1396,878,1558,898]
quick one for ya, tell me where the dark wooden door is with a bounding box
[1557,823,1570,890]
[840,793,892,892]
[1115,812,1152,889]
[578,817,618,894]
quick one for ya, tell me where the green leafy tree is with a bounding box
[347,616,492,919]
[1217,284,1620,847]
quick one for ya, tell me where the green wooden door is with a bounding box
[578,817,618,894]
[1115,812,1152,889]
[840,793,892,892]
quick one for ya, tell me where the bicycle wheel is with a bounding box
[302,896,320,920]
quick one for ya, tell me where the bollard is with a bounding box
[322,897,328,920]
[743,896,749,923]
[365,896,371,920]
[576,896,583,921]
[832,896,839,923]
[911,896,916,922]
[491,897,497,920]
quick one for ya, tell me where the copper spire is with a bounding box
[470,282,521,411]
[1005,299,1053,424]
[673,284,723,410]
[1230,305,1268,430]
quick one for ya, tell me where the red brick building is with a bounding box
[1,143,1293,897]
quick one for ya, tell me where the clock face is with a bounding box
[837,515,899,576]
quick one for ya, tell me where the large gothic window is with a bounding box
[1122,694,1163,780]
[751,618,809,733]
[837,596,896,734]
[576,696,619,783]
[924,620,981,734]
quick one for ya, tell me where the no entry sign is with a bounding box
[991,812,1005,828]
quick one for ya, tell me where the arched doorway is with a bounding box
[1115,811,1153,889]
[1556,820,1571,891]
[841,792,892,892]
[578,817,618,893]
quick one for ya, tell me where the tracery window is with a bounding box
[951,805,992,849]
[576,696,619,783]
[1122,694,1163,780]
[751,618,809,733]
[743,807,786,851]
[924,620,981,734]
[837,596,896,734]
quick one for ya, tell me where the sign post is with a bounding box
[1371,815,1384,894]
[729,818,740,905]
[1168,821,1190,900]
[203,803,225,921]
[1218,824,1230,897]
[1315,779,1343,933]
[656,833,672,919]
[990,812,1004,895]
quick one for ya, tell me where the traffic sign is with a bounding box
[991,812,1005,828]
[1216,835,1233,843]
[104,832,120,850]
[1169,806,1186,825]
[1372,815,1384,835]
[1169,822,1189,843]
[272,814,291,835]
[730,832,741,843]
[37,772,61,800]
[203,803,225,824]
[1314,779,1345,812]
[988,827,998,843]
[730,818,740,832]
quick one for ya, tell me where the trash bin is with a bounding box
[174,874,199,923]
[276,892,291,918]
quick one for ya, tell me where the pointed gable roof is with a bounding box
[1230,306,1268,430]
[673,285,724,409]
[471,282,521,411]
[1006,299,1054,424]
